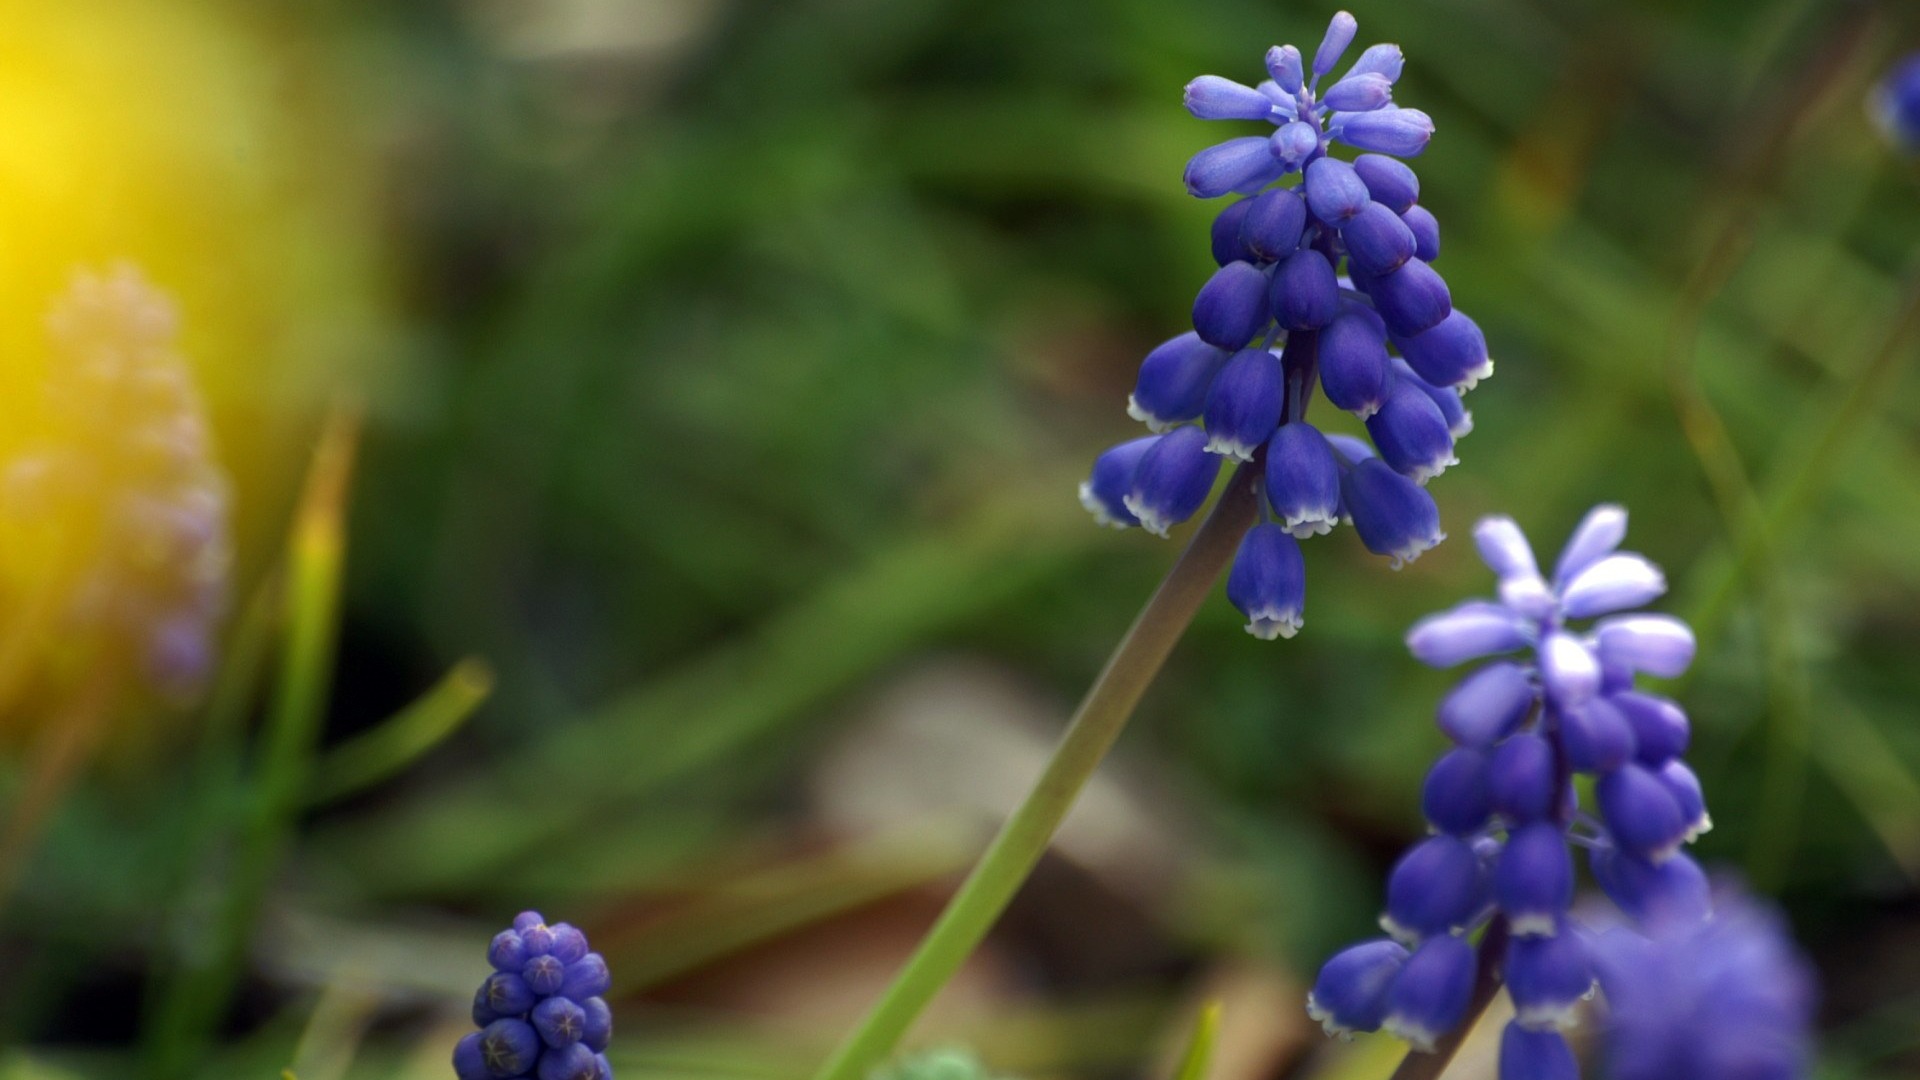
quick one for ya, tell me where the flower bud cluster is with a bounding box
[454,912,614,1080]
[1307,506,1728,1075]
[1081,12,1493,639]
[1871,52,1920,154]
[1588,888,1815,1080]
[3,266,231,699]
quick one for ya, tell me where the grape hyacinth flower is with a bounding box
[455,912,614,1080]
[1306,506,1817,1077]
[1588,888,1816,1080]
[2,266,232,700]
[1084,11,1499,638]
[1869,52,1920,154]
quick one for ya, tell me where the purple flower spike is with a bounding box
[1184,75,1278,121]
[1307,938,1408,1036]
[1203,347,1285,460]
[1123,426,1221,537]
[1227,523,1307,639]
[1871,53,1920,154]
[1383,934,1477,1052]
[1091,13,1484,635]
[1590,889,1814,1080]
[1264,422,1342,537]
[1129,333,1227,431]
[1498,1022,1578,1080]
[1192,261,1272,348]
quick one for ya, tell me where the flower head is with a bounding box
[1082,11,1492,637]
[1589,887,1816,1080]
[1870,52,1920,155]
[2,266,231,701]
[1304,505,1809,1079]
[457,912,614,1080]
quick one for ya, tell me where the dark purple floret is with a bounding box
[1341,202,1416,275]
[1365,258,1451,337]
[1384,835,1485,939]
[1239,188,1307,261]
[1383,934,1476,1051]
[1193,261,1273,348]
[1129,333,1228,431]
[1402,204,1440,261]
[1123,425,1221,537]
[1269,248,1339,330]
[1210,198,1257,265]
[1352,154,1418,211]
[1316,304,1391,417]
[1203,347,1285,460]
[1304,156,1371,223]
[1226,523,1306,639]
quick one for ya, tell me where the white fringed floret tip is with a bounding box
[1388,530,1446,571]
[1122,495,1175,538]
[1125,394,1177,432]
[1077,482,1130,529]
[1205,433,1261,462]
[1244,608,1303,640]
[1282,510,1338,538]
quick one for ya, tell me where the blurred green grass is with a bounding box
[5,0,1920,1076]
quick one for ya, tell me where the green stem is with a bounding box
[810,463,1259,1080]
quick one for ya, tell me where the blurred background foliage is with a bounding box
[1,0,1919,1077]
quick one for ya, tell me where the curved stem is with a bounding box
[1387,919,1510,1080]
[810,463,1260,1080]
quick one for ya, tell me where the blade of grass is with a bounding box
[1170,1002,1222,1080]
[306,658,492,806]
[146,404,360,1079]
